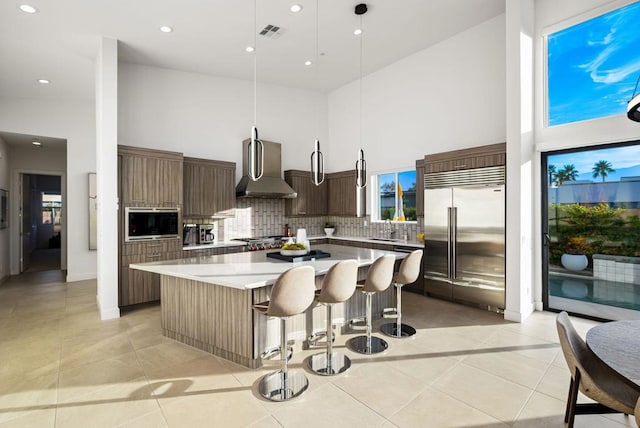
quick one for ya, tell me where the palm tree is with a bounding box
[592,160,615,182]
[556,164,579,185]
[548,164,557,186]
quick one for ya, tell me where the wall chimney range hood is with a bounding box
[236,140,297,198]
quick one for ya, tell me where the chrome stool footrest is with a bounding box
[260,343,294,361]
[382,307,398,319]
[307,328,336,347]
[349,318,367,331]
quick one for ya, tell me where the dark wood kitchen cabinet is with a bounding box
[119,239,183,306]
[327,170,363,216]
[284,169,327,216]
[183,157,236,218]
[119,145,183,206]
[424,142,506,174]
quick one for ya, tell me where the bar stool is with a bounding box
[308,259,358,376]
[253,265,315,402]
[347,254,395,354]
[381,249,423,338]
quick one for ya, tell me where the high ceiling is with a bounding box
[0,131,66,152]
[0,0,504,102]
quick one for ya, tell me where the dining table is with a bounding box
[586,319,640,391]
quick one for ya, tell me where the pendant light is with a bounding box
[628,74,640,122]
[310,0,325,186]
[248,0,264,181]
[354,3,368,217]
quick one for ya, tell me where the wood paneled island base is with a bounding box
[131,244,405,368]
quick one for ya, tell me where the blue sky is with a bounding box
[379,170,416,192]
[548,144,640,181]
[548,1,640,126]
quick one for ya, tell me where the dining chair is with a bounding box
[635,397,640,426]
[556,311,640,428]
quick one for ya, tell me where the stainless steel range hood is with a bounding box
[236,139,297,198]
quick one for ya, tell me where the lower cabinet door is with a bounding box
[120,266,160,306]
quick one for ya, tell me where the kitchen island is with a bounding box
[130,244,406,368]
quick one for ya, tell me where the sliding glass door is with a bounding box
[542,142,640,320]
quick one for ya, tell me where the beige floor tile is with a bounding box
[58,351,145,403]
[60,331,135,370]
[0,409,55,428]
[403,327,486,361]
[378,421,400,428]
[432,363,532,424]
[332,360,427,418]
[512,390,567,428]
[135,341,211,375]
[0,371,58,424]
[481,329,560,364]
[391,387,508,428]
[462,348,550,389]
[378,344,460,385]
[55,377,159,428]
[247,415,285,428]
[159,389,268,428]
[535,364,571,401]
[269,383,386,428]
[116,410,168,428]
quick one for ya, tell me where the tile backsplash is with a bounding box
[220,198,423,241]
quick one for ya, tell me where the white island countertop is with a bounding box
[130,244,406,290]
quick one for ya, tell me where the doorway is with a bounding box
[542,141,640,321]
[20,174,62,273]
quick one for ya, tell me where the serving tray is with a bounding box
[266,250,331,262]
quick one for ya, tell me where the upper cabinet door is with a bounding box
[183,157,236,217]
[118,146,183,207]
[425,142,506,174]
[284,170,327,216]
[327,170,359,216]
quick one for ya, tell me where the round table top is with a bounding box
[586,320,640,389]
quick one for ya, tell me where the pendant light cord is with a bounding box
[359,14,363,151]
[253,0,257,126]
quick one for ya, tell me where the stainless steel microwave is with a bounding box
[125,207,180,241]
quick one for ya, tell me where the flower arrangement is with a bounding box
[564,236,588,255]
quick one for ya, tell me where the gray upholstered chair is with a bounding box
[556,311,640,427]
[347,254,396,354]
[253,265,315,401]
[308,259,358,376]
[381,249,423,338]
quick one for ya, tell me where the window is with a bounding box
[546,2,640,127]
[373,170,417,222]
[42,193,62,225]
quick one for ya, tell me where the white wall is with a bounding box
[327,14,506,174]
[0,97,96,281]
[118,64,328,181]
[0,135,9,282]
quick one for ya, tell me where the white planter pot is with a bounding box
[324,228,335,237]
[561,254,588,271]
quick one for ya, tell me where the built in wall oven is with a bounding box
[125,207,180,241]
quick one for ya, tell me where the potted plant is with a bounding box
[561,236,589,271]
[324,222,336,237]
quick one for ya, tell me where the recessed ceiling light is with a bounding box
[37,79,50,84]
[160,26,173,33]
[304,60,312,66]
[32,141,42,146]
[353,28,363,36]
[290,4,302,13]
[19,4,37,13]
[245,46,255,53]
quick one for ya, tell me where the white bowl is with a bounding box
[280,249,308,256]
[324,228,335,237]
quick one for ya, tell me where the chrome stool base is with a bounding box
[380,322,417,338]
[308,351,351,376]
[259,370,309,402]
[347,335,388,354]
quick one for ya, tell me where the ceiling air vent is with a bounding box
[259,24,286,39]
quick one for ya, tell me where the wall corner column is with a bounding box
[505,0,536,322]
[95,37,120,320]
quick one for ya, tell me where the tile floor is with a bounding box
[0,270,638,428]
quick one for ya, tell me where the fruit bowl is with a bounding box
[280,249,308,256]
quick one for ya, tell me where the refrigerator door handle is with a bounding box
[447,207,452,279]
[452,207,457,280]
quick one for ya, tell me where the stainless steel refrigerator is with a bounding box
[423,166,505,309]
